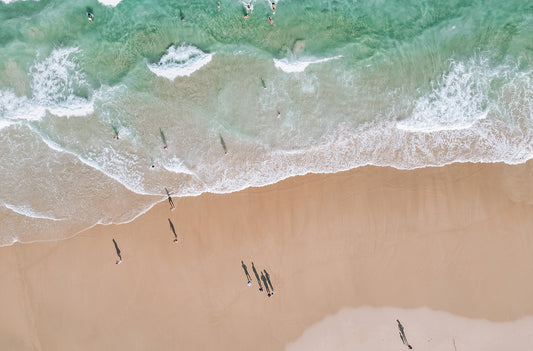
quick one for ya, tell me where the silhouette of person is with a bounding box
[397,319,413,349]
[264,269,274,295]
[261,272,271,296]
[168,218,178,243]
[251,262,263,292]
[112,238,122,264]
[241,261,252,286]
[165,188,175,210]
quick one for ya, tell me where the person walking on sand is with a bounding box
[264,269,274,295]
[252,262,263,292]
[261,271,271,296]
[397,319,413,349]
[165,187,175,210]
[241,261,252,286]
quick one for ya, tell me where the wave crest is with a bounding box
[147,45,214,80]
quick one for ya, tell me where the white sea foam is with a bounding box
[398,56,500,132]
[5,203,64,221]
[147,45,214,80]
[0,47,94,123]
[1,0,38,4]
[0,120,15,130]
[97,0,122,7]
[273,55,342,73]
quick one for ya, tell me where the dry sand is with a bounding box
[1,162,533,350]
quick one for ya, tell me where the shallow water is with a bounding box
[0,0,532,245]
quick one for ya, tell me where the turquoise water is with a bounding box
[0,0,532,245]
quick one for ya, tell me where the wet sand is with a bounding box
[1,162,533,350]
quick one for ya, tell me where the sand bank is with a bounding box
[1,162,533,350]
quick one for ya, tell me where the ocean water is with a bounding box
[0,0,532,245]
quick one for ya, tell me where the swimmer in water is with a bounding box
[272,2,276,14]
[244,13,249,19]
[217,2,220,10]
[87,12,94,22]
[268,16,273,25]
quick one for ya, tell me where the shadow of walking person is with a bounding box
[241,261,252,286]
[261,271,271,297]
[165,187,175,210]
[251,262,263,292]
[397,319,413,349]
[264,269,274,295]
[112,238,122,264]
[168,218,178,243]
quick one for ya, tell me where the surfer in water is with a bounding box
[87,12,94,22]
[271,2,276,14]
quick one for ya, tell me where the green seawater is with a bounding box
[0,0,532,245]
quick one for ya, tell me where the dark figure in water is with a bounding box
[179,9,185,22]
[168,218,178,243]
[219,134,228,155]
[261,271,271,296]
[264,269,274,295]
[159,128,168,150]
[165,187,175,210]
[397,319,413,349]
[112,238,122,264]
[241,261,252,286]
[251,262,263,292]
[87,12,94,22]
[112,124,119,139]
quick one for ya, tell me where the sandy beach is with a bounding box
[2,162,533,350]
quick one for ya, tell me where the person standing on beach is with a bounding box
[112,238,122,264]
[397,319,413,349]
[165,188,175,210]
[264,269,274,295]
[241,261,252,286]
[168,218,178,243]
[261,271,271,297]
[252,262,263,292]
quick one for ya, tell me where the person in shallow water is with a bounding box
[87,12,94,22]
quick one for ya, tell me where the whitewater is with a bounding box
[0,0,532,245]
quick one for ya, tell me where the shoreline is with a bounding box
[3,159,530,248]
[2,161,533,350]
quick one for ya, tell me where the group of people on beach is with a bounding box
[242,260,275,297]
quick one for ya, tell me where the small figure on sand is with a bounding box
[268,16,274,25]
[165,187,175,210]
[219,134,228,155]
[264,269,274,295]
[277,111,281,118]
[252,262,263,292]
[168,218,178,243]
[112,238,122,264]
[241,261,252,286]
[159,128,168,150]
[397,319,413,349]
[261,271,271,296]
